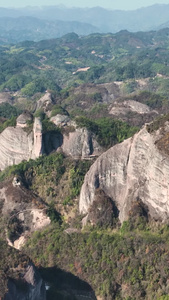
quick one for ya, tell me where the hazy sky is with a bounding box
[1,0,169,10]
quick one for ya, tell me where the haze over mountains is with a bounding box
[1,4,169,43]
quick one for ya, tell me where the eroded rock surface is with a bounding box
[50,114,71,127]
[0,178,50,248]
[16,111,33,128]
[0,112,102,170]
[36,92,53,112]
[110,100,153,115]
[62,127,102,159]
[79,124,169,223]
[0,117,42,170]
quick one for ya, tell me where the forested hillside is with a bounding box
[1,29,169,299]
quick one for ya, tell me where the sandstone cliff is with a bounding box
[79,122,169,223]
[0,116,43,171]
[61,127,102,159]
[50,114,102,158]
[0,113,102,170]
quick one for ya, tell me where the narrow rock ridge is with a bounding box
[33,117,43,158]
[79,125,169,223]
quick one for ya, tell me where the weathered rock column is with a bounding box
[33,117,43,158]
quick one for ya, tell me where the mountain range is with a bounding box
[1,4,169,43]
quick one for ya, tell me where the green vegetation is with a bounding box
[1,29,169,94]
[50,104,68,117]
[2,29,169,300]
[75,116,138,147]
[146,113,169,133]
[0,116,16,133]
[0,152,92,212]
[0,103,21,118]
[0,239,30,298]
[25,220,169,300]
[0,152,65,183]
[42,118,61,134]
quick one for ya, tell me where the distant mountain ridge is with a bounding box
[1,4,169,31]
[0,16,99,43]
[1,4,169,43]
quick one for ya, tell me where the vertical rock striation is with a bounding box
[79,125,169,223]
[33,117,43,158]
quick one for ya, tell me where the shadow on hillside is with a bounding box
[39,266,97,300]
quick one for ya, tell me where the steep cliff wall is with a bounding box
[79,124,169,223]
[62,127,102,159]
[33,117,43,158]
[50,115,102,158]
[0,117,43,170]
[0,114,102,170]
[0,126,34,171]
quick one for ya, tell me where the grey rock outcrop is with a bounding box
[36,92,53,112]
[16,111,33,128]
[0,178,50,249]
[79,124,169,223]
[33,117,43,158]
[109,100,153,115]
[50,114,70,127]
[62,127,102,159]
[0,117,43,170]
[0,92,12,104]
[0,126,34,170]
[49,114,103,158]
[0,113,102,171]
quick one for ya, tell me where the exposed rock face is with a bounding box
[0,126,34,170]
[0,112,102,170]
[36,92,53,112]
[0,117,43,170]
[110,100,152,115]
[49,115,103,159]
[62,127,102,159]
[109,99,158,127]
[79,124,169,223]
[0,240,46,300]
[0,178,50,249]
[16,111,33,128]
[50,114,71,127]
[33,117,43,158]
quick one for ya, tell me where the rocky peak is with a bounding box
[79,122,169,223]
[16,111,33,128]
